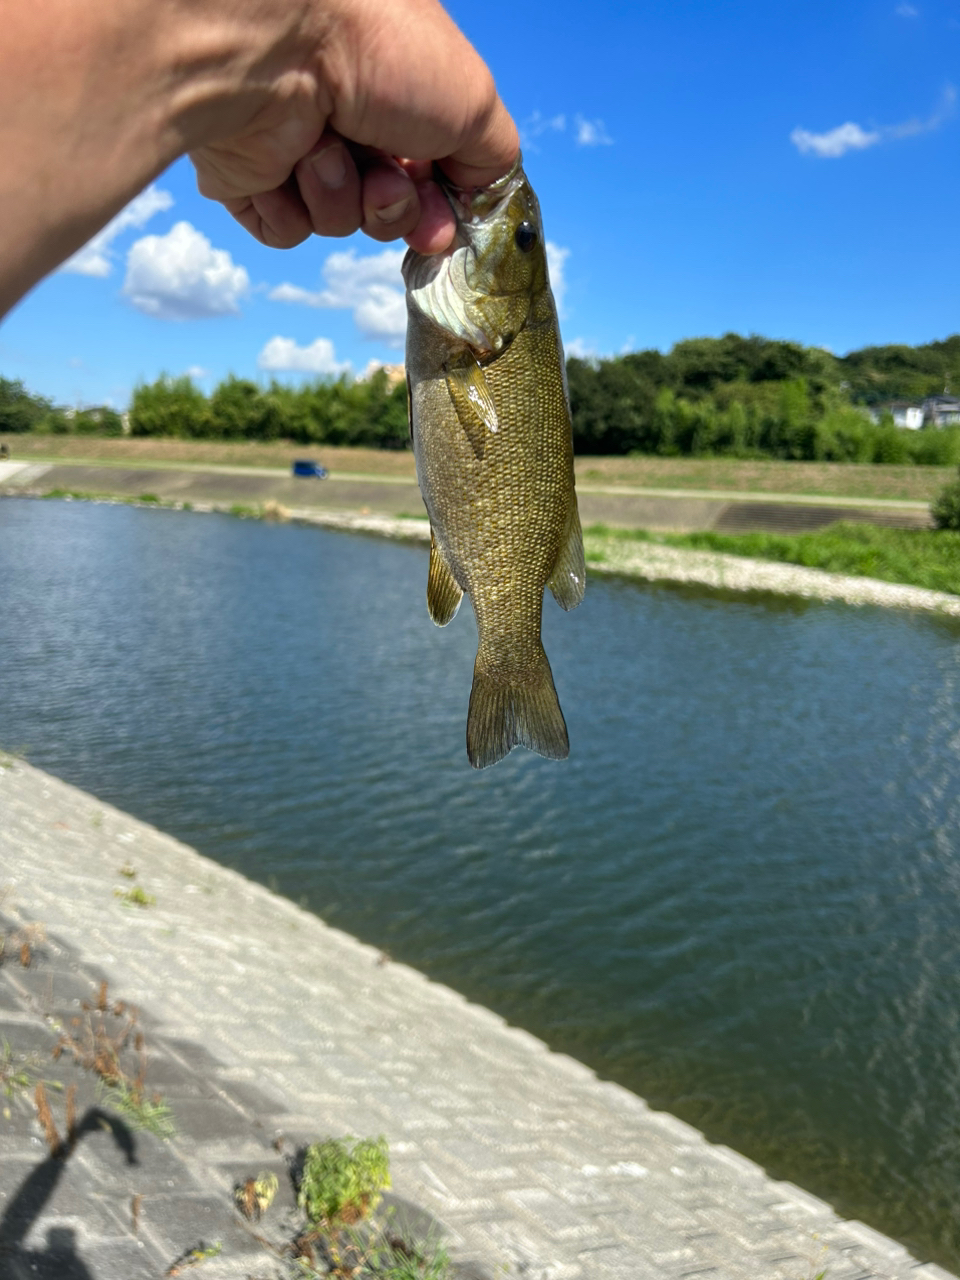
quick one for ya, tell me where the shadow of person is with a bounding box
[0,1107,136,1279]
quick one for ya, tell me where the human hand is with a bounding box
[188,0,518,255]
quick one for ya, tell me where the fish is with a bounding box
[402,154,585,769]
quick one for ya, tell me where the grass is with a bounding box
[584,521,960,596]
[574,455,950,502]
[114,884,155,907]
[101,1078,175,1138]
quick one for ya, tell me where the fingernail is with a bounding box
[373,196,413,224]
[312,143,346,189]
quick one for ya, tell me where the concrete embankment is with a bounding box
[1,760,954,1280]
[0,458,934,534]
[2,460,955,617]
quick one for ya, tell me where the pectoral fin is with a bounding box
[446,360,499,461]
[427,530,463,626]
[547,505,586,611]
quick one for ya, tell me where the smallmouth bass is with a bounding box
[403,156,584,769]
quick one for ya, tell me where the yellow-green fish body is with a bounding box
[403,157,584,768]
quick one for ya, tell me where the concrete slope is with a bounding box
[0,461,934,533]
[0,762,955,1280]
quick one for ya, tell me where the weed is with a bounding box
[0,1039,62,1116]
[298,1135,390,1228]
[262,499,291,522]
[165,1241,222,1274]
[101,1078,175,1138]
[229,503,259,518]
[114,885,155,908]
[137,493,160,503]
[0,743,28,769]
[118,864,137,878]
[91,809,103,829]
[235,1171,279,1221]
[53,980,174,1138]
[0,922,46,968]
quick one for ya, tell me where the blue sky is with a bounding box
[4,0,960,408]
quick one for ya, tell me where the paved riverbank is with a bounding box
[0,459,933,534]
[0,761,955,1280]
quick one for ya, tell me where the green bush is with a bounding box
[129,375,210,437]
[298,1135,390,1226]
[0,377,54,433]
[932,468,960,530]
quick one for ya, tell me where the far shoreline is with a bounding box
[6,484,959,622]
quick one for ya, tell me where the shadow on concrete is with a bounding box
[0,1107,136,1280]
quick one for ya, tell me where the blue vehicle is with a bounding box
[292,460,328,478]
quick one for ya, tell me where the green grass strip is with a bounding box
[585,521,960,596]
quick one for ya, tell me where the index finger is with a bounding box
[438,90,519,189]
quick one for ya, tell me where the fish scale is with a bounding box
[403,157,585,768]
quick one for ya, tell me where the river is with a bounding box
[2,496,959,1269]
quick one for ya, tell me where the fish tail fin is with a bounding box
[466,645,569,769]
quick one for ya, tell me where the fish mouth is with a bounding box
[402,153,525,355]
[437,152,524,226]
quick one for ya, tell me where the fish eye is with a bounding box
[515,221,538,253]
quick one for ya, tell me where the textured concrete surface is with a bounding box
[0,761,955,1280]
[0,460,933,533]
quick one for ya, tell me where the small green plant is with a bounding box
[228,502,259,518]
[298,1135,391,1227]
[165,1240,222,1275]
[932,466,960,530]
[0,1040,63,1122]
[114,885,155,908]
[0,1040,33,1099]
[101,1078,175,1138]
[137,493,160,504]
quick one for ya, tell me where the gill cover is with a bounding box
[402,154,545,358]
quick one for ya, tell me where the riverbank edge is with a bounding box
[1,759,954,1280]
[7,482,957,618]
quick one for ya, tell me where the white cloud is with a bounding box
[790,121,882,158]
[61,185,174,278]
[565,337,597,360]
[519,111,567,149]
[791,86,955,158]
[269,247,407,346]
[257,336,351,375]
[184,365,208,380]
[896,3,919,15]
[546,242,570,317]
[123,221,250,320]
[575,115,613,147]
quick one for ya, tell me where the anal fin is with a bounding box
[547,504,586,611]
[427,531,463,626]
[446,359,499,461]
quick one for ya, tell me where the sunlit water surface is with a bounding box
[2,498,959,1268]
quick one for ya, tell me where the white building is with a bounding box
[868,401,924,429]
